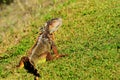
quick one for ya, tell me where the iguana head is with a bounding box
[41,18,62,34]
[47,18,62,34]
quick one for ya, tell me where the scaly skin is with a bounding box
[16,18,68,80]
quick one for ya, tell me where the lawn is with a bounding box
[0,0,120,80]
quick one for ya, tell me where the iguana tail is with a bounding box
[19,56,40,79]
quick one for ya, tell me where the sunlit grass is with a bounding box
[0,0,120,80]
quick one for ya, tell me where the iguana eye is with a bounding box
[53,20,56,23]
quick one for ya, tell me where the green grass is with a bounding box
[0,0,120,80]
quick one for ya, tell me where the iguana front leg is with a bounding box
[51,42,68,58]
